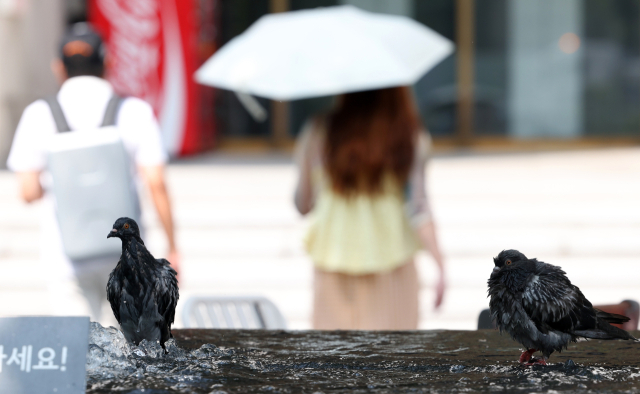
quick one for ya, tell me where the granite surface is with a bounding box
[125,328,640,393]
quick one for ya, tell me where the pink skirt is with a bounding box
[312,259,419,330]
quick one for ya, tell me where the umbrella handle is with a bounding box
[235,92,268,122]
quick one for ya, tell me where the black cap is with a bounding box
[59,23,106,77]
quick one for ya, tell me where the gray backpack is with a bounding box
[45,95,141,261]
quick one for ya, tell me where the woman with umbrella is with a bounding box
[195,5,453,329]
[294,86,445,329]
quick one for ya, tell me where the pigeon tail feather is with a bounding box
[574,319,636,341]
[595,309,630,325]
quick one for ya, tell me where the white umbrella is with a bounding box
[195,5,454,101]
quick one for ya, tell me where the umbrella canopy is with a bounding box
[195,5,454,101]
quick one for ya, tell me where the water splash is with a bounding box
[87,322,234,393]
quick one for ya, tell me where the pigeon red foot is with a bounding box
[525,358,547,366]
[519,348,537,364]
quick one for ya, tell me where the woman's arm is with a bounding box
[294,120,319,215]
[416,221,446,309]
[408,132,446,309]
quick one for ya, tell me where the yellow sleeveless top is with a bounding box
[304,171,420,275]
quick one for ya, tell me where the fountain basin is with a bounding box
[87,327,640,393]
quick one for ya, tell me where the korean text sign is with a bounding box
[0,316,89,394]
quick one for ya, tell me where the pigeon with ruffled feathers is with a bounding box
[488,249,635,365]
[106,217,179,351]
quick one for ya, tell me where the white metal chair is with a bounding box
[181,296,287,329]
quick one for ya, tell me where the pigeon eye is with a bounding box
[123,223,130,230]
[505,260,512,265]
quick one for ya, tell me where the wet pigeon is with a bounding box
[488,249,635,365]
[106,217,179,351]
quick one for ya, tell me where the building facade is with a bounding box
[0,0,638,164]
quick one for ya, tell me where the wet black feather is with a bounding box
[488,249,635,359]
[106,217,179,350]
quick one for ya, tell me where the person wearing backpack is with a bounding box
[6,23,179,325]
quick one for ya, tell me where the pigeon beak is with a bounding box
[492,266,500,273]
[107,229,118,238]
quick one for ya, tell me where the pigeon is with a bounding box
[106,217,179,351]
[488,249,635,365]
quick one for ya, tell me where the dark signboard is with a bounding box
[0,316,89,394]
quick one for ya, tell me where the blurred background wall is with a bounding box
[0,0,65,166]
[1,0,639,163]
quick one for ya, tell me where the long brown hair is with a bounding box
[324,86,420,196]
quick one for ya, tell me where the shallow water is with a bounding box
[86,323,640,393]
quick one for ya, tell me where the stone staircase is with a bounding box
[1,148,639,330]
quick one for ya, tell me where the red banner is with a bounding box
[88,0,201,156]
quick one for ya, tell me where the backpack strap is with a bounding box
[101,94,124,127]
[44,95,71,133]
